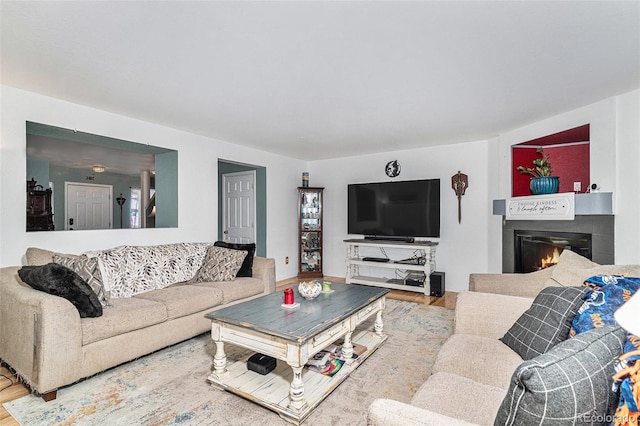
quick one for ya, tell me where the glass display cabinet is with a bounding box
[298,187,324,278]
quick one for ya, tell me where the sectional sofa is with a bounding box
[368,250,640,425]
[0,242,276,401]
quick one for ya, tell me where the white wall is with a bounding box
[3,85,638,285]
[495,90,640,267]
[0,85,305,280]
[308,140,490,292]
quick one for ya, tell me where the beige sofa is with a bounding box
[0,244,276,401]
[367,251,640,425]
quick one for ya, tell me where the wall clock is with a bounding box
[385,160,401,178]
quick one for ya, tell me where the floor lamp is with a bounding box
[116,193,126,228]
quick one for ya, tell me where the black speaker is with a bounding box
[430,271,445,297]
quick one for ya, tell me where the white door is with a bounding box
[222,171,256,243]
[65,182,112,230]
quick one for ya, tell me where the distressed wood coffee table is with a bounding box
[205,282,389,424]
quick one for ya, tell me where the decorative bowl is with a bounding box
[298,281,322,300]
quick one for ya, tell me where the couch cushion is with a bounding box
[494,325,626,426]
[547,249,640,288]
[53,253,111,308]
[214,241,256,277]
[191,246,247,282]
[191,277,264,304]
[500,286,589,360]
[81,297,167,345]
[431,333,524,389]
[133,285,224,320]
[413,372,507,426]
[18,263,103,318]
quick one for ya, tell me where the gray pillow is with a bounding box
[192,246,248,282]
[53,254,111,307]
[500,286,589,360]
[495,325,626,426]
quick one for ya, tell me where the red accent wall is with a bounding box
[512,124,590,197]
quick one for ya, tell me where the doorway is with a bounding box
[64,182,113,230]
[222,171,256,244]
[218,160,267,257]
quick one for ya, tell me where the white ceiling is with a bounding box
[2,1,639,160]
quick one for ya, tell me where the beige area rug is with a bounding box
[4,299,453,426]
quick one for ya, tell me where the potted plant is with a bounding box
[517,148,559,194]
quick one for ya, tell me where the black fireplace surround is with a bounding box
[502,215,614,273]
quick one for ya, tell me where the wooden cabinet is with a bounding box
[298,187,324,278]
[27,178,54,231]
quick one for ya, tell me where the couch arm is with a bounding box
[454,291,533,339]
[252,257,276,294]
[367,399,479,426]
[0,266,83,395]
[469,266,554,298]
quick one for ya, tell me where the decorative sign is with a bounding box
[506,193,575,221]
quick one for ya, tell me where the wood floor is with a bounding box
[0,277,456,425]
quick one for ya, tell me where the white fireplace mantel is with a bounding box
[493,192,612,216]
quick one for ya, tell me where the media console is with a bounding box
[344,239,438,295]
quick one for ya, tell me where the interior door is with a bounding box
[65,182,112,230]
[222,171,256,243]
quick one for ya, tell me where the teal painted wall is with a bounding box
[218,161,267,257]
[26,158,50,190]
[49,165,139,230]
[155,151,179,228]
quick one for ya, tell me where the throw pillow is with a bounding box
[191,246,248,282]
[547,249,599,287]
[18,263,103,318]
[494,325,627,426]
[570,277,640,337]
[213,241,256,277]
[500,286,589,360]
[53,253,112,308]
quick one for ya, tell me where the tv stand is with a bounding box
[344,239,438,295]
[364,236,415,243]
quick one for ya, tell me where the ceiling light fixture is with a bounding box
[92,165,106,173]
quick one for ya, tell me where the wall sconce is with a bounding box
[92,165,106,173]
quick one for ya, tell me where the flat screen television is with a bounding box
[347,179,440,239]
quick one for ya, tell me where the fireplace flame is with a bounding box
[541,248,561,269]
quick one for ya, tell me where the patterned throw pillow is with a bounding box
[53,254,112,308]
[500,286,589,360]
[569,276,640,337]
[495,325,627,426]
[192,246,248,282]
[214,241,256,277]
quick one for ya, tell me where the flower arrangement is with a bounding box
[517,147,552,177]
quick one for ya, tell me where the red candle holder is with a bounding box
[284,288,294,305]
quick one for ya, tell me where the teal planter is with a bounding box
[530,176,560,195]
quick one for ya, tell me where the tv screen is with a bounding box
[348,179,440,238]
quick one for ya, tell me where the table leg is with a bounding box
[211,340,228,379]
[375,310,384,337]
[342,331,354,364]
[288,365,307,411]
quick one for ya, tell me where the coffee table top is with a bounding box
[206,282,388,344]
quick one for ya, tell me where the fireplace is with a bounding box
[514,230,592,273]
[501,215,614,273]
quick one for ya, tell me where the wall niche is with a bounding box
[511,124,590,197]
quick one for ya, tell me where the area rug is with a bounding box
[4,299,453,426]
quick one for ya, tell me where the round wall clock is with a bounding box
[385,160,401,178]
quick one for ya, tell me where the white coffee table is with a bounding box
[206,282,389,424]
